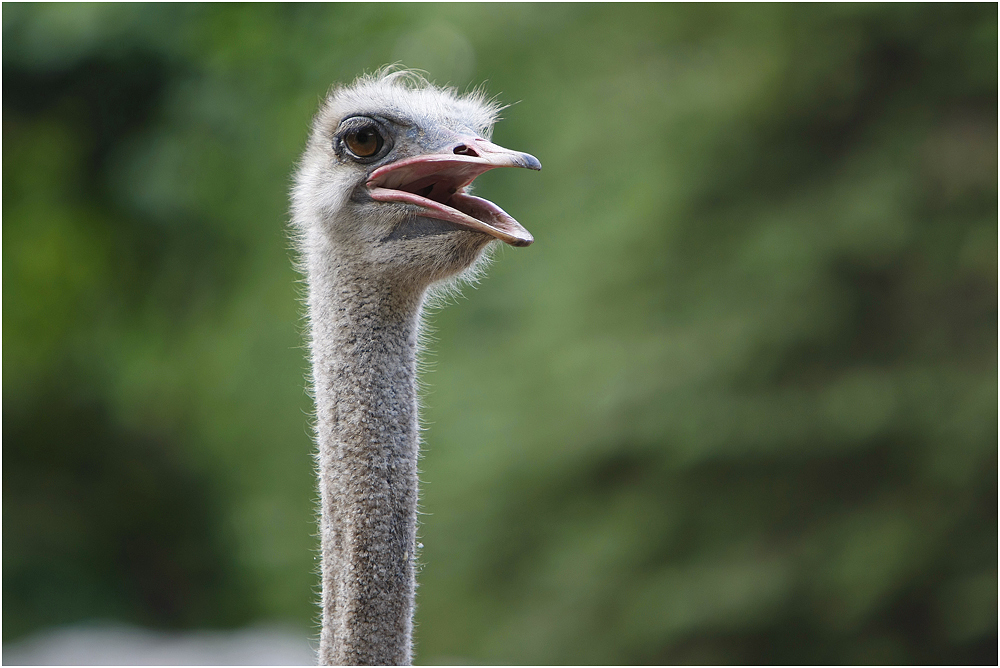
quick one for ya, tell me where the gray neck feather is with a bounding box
[308,244,424,665]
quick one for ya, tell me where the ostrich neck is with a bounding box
[310,257,424,666]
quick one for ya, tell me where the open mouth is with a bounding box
[366,147,539,247]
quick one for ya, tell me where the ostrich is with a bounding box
[291,70,540,665]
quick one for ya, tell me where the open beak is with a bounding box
[366,137,541,247]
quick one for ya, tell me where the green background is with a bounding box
[4,3,996,664]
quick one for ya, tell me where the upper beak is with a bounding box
[461,137,542,171]
[366,137,541,247]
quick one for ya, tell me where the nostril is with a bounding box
[453,144,479,157]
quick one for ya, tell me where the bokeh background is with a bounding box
[4,3,996,665]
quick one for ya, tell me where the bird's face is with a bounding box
[294,73,540,287]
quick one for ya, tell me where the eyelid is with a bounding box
[340,114,393,132]
[341,116,375,129]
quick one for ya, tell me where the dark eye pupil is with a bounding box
[346,126,382,158]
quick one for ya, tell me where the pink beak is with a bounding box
[366,137,541,247]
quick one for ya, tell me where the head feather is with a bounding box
[322,67,504,140]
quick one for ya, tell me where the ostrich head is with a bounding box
[293,70,540,289]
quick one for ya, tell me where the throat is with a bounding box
[382,214,467,241]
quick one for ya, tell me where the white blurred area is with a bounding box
[2,623,316,665]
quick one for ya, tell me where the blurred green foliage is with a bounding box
[3,3,996,664]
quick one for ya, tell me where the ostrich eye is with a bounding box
[344,125,384,158]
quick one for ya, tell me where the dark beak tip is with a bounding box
[521,153,542,171]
